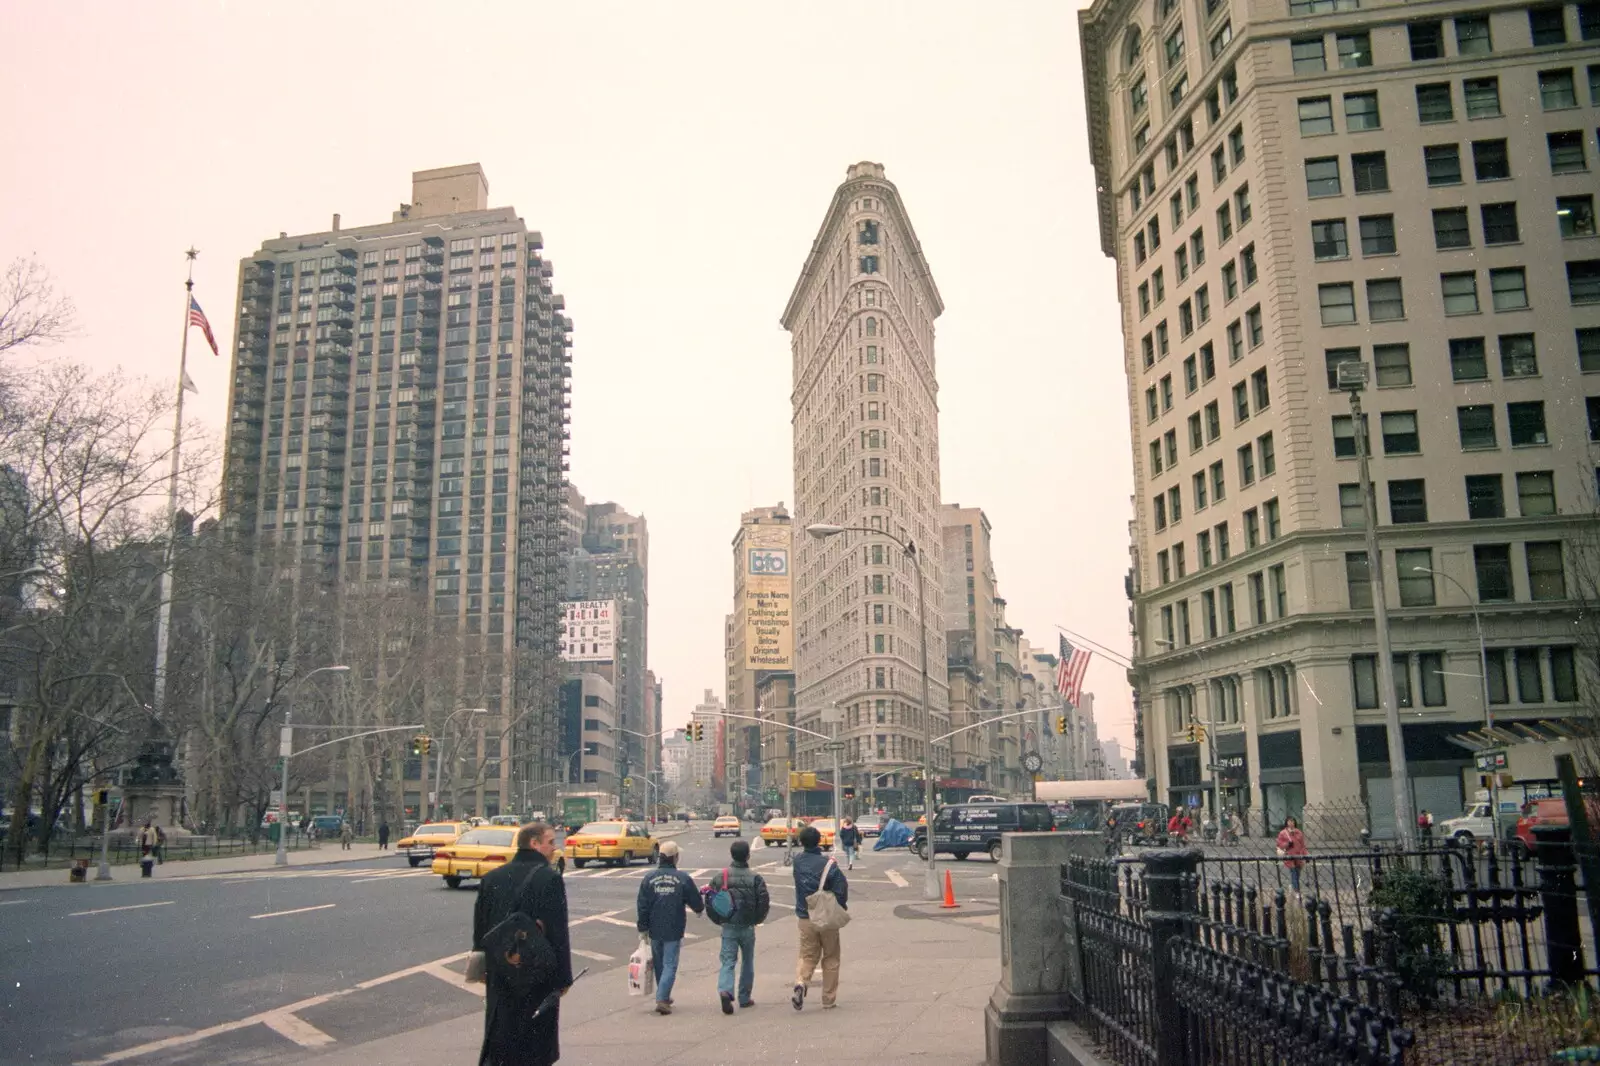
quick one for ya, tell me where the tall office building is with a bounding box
[222,164,572,817]
[725,503,792,806]
[1079,2,1597,833]
[784,162,952,814]
[941,504,1000,792]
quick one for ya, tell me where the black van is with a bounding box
[911,801,1055,862]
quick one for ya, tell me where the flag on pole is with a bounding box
[187,296,219,356]
[1056,636,1092,707]
[180,370,198,394]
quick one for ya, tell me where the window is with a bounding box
[1381,411,1420,453]
[1149,218,1162,251]
[1368,279,1405,321]
[1517,470,1557,515]
[1205,400,1221,439]
[1482,202,1519,245]
[1584,1,1600,40]
[1467,474,1505,518]
[1197,287,1211,326]
[1420,653,1447,707]
[1153,268,1166,303]
[1161,374,1174,410]
[1248,369,1269,412]
[1559,196,1597,238]
[1464,77,1502,118]
[1530,6,1568,46]
[1320,282,1357,324]
[1450,337,1488,380]
[1154,493,1167,529]
[1299,96,1335,136]
[1346,552,1373,609]
[1305,157,1342,198]
[1227,320,1243,362]
[1157,320,1171,355]
[1500,333,1538,377]
[1540,69,1578,109]
[1270,564,1287,615]
[1212,146,1228,185]
[1166,428,1179,463]
[1375,343,1412,386]
[1217,202,1233,241]
[1170,485,1183,523]
[1179,299,1194,336]
[1142,334,1156,368]
[1189,412,1204,450]
[1396,549,1436,606]
[1211,21,1233,58]
[1517,648,1545,702]
[1434,207,1471,249]
[1417,83,1454,123]
[1337,30,1371,68]
[1473,140,1511,183]
[1341,483,1365,526]
[1238,442,1256,485]
[1442,272,1480,315]
[1490,267,1529,311]
[1528,542,1567,600]
[1325,347,1360,389]
[1352,151,1389,192]
[1194,471,1209,511]
[1455,16,1493,54]
[1569,260,1600,304]
[1389,479,1428,523]
[1409,21,1444,61]
[1244,509,1260,549]
[1240,244,1257,285]
[1168,74,1190,109]
[1265,498,1282,540]
[1425,144,1463,186]
[1134,233,1148,264]
[1191,229,1206,266]
[1233,381,1249,421]
[1234,185,1252,225]
[1150,440,1164,474]
[1139,283,1151,316]
[1344,92,1381,131]
[1592,397,1600,439]
[1229,126,1245,166]
[1312,219,1348,260]
[1352,655,1379,709]
[1222,260,1239,298]
[1360,214,1396,255]
[1258,431,1276,475]
[1292,35,1326,73]
[1211,461,1226,501]
[1549,131,1588,173]
[1333,416,1360,459]
[1166,24,1186,67]
[1184,355,1199,394]
[1457,404,1497,449]
[1486,649,1511,704]
[1187,174,1200,210]
[1158,550,1172,584]
[1582,328,1600,372]
[1508,401,1548,445]
[1171,194,1185,231]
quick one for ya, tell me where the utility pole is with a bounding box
[1343,363,1414,847]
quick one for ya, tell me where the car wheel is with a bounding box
[954,851,968,861]
[408,856,422,867]
[764,840,773,847]
[1455,831,1474,843]
[649,848,659,865]
[915,840,929,860]
[988,841,1003,862]
[574,858,587,869]
[444,875,463,889]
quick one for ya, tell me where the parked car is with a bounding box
[309,814,345,837]
[1109,802,1170,846]
[1515,797,1600,855]
[856,814,886,838]
[912,801,1056,862]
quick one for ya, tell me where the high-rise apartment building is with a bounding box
[784,162,952,814]
[1080,1,1598,833]
[222,164,571,818]
[725,503,792,806]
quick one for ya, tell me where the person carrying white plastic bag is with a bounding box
[627,936,655,996]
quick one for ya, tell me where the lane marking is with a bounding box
[571,948,614,961]
[250,903,337,920]
[568,909,622,926]
[423,962,485,998]
[69,901,174,918]
[261,1012,335,1048]
[886,869,909,888]
[0,898,35,906]
[592,915,636,927]
[349,871,428,884]
[220,878,272,886]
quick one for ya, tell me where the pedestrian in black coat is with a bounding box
[473,822,573,1066]
[377,822,390,850]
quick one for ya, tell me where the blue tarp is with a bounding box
[873,817,912,849]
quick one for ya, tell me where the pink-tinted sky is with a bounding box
[0,2,1136,744]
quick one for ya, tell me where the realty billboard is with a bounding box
[560,600,616,662]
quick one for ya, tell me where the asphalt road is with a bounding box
[0,826,999,1066]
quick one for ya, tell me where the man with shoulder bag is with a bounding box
[790,824,848,1011]
[472,822,573,1066]
[705,839,770,1014]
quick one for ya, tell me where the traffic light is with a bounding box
[689,722,703,742]
[1056,715,1068,735]
[1186,723,1198,743]
[842,786,856,800]
[411,736,422,756]
[94,789,109,807]
[415,734,431,756]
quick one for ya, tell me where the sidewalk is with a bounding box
[0,842,392,891]
[303,898,998,1066]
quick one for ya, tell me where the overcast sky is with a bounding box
[0,2,1137,745]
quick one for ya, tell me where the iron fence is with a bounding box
[0,830,315,872]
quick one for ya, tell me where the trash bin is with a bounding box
[69,858,89,883]
[267,823,281,844]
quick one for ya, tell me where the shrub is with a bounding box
[1372,865,1451,1002]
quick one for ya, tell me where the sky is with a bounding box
[0,2,1138,745]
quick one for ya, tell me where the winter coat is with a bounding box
[473,850,573,1066]
[792,847,848,920]
[635,864,702,941]
[720,861,771,928]
[836,825,863,849]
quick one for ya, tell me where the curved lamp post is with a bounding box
[275,664,351,866]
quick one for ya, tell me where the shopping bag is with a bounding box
[806,858,852,933]
[627,937,654,996]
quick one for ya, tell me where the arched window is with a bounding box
[1124,27,1144,71]
[865,317,878,337]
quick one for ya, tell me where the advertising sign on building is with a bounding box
[744,525,793,670]
[560,600,616,662]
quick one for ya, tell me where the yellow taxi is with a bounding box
[712,816,742,838]
[809,818,837,849]
[396,821,466,867]
[563,821,658,868]
[760,816,805,847]
[432,826,516,889]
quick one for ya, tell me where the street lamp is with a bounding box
[434,708,488,821]
[808,522,941,901]
[1413,564,1500,837]
[1339,361,1415,847]
[275,664,351,866]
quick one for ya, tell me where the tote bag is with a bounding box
[806,858,851,933]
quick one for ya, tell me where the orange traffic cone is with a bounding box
[941,868,959,909]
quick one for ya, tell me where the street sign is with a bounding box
[270,789,284,806]
[825,741,846,752]
[1475,749,1508,772]
[279,726,293,757]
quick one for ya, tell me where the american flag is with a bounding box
[188,296,218,356]
[1056,635,1092,707]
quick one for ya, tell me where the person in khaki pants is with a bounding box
[790,824,848,1010]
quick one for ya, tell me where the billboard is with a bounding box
[743,524,792,670]
[560,600,616,662]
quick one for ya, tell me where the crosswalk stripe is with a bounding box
[593,915,636,927]
[571,949,614,961]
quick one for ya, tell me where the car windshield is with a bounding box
[765,818,792,828]
[455,829,515,847]
[811,820,836,832]
[575,822,623,836]
[415,824,458,835]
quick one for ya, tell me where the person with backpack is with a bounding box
[706,839,770,1015]
[473,821,572,1066]
[836,818,863,870]
[635,840,702,1015]
[791,824,848,1011]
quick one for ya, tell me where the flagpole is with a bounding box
[151,249,197,724]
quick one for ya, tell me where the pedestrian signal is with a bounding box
[94,789,109,807]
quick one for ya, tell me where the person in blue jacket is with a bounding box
[791,824,848,1010]
[635,839,702,1015]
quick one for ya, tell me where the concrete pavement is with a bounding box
[298,898,998,1066]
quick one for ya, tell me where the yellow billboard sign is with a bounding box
[744,523,792,670]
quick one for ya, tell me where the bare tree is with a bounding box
[0,257,75,358]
